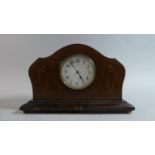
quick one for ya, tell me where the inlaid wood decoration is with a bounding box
[20,44,135,113]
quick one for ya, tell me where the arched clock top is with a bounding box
[20,44,135,113]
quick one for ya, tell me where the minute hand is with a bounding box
[70,63,85,84]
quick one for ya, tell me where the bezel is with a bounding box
[60,54,96,90]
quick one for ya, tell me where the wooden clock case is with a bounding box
[20,44,135,113]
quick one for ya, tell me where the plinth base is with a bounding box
[20,99,135,114]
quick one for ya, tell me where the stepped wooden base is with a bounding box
[20,99,135,114]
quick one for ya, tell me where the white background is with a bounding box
[0,34,155,120]
[0,0,155,155]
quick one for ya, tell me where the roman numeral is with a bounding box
[64,70,67,73]
[70,60,74,64]
[76,58,80,63]
[76,81,78,86]
[66,64,70,68]
[66,75,69,79]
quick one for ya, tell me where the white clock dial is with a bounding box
[60,54,96,90]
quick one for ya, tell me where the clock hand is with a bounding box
[70,63,78,72]
[79,74,85,84]
[70,63,85,84]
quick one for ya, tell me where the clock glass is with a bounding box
[60,54,96,90]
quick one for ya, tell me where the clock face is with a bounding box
[60,54,96,90]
